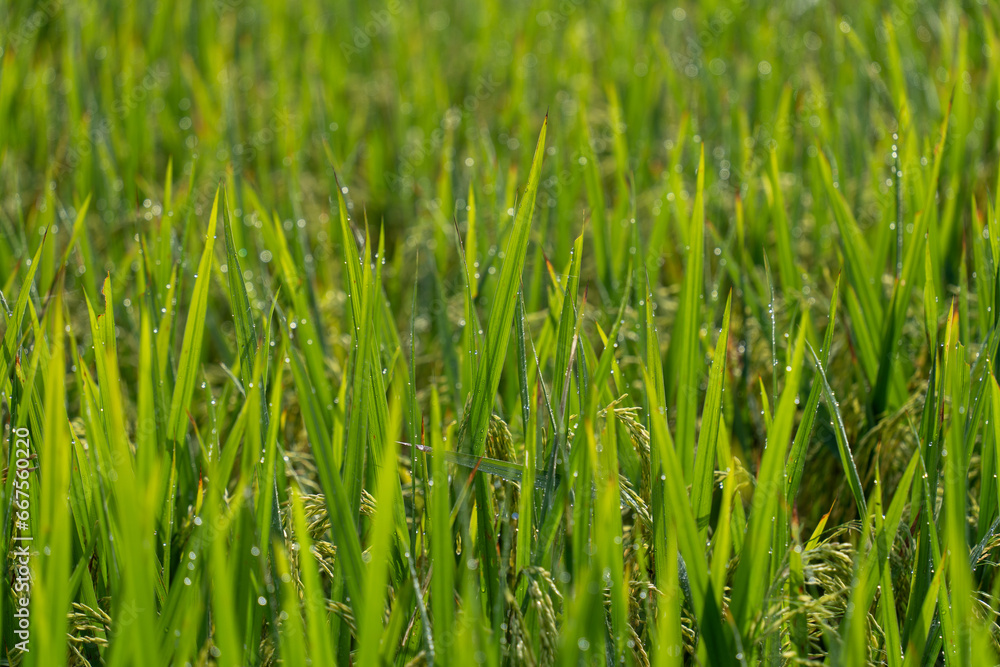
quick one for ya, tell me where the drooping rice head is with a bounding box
[506,565,562,666]
[66,602,112,666]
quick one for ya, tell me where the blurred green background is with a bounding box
[3,0,1000,665]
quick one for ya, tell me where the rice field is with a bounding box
[2,0,1000,664]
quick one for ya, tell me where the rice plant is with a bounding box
[2,0,1000,665]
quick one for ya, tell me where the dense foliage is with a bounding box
[2,0,1000,665]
